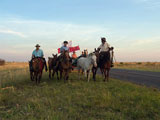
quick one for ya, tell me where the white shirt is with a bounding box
[98,42,110,52]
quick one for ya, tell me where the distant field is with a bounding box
[0,63,160,120]
[114,62,160,72]
[0,62,28,71]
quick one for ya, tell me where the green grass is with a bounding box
[0,68,160,120]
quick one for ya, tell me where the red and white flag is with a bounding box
[58,45,80,53]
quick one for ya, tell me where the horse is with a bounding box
[29,57,45,84]
[58,51,72,82]
[92,48,113,82]
[77,53,97,82]
[48,54,59,80]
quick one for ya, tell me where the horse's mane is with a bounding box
[99,52,110,67]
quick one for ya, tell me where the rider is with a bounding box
[72,51,77,59]
[60,41,69,53]
[72,49,88,67]
[54,41,70,69]
[29,44,48,71]
[83,49,88,57]
[97,37,114,67]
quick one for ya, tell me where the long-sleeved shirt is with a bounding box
[98,42,110,52]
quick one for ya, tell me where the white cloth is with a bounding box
[98,42,110,52]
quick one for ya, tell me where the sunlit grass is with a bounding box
[114,62,160,72]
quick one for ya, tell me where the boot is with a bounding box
[44,62,48,72]
[43,58,48,71]
[29,60,33,72]
[111,63,114,67]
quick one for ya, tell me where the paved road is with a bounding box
[98,68,160,89]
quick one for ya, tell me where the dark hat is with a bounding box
[35,44,40,47]
[101,37,106,42]
[64,41,68,44]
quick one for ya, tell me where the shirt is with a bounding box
[60,46,69,53]
[98,42,110,52]
[72,53,77,59]
[32,49,44,57]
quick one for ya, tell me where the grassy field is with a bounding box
[114,62,160,72]
[0,63,160,120]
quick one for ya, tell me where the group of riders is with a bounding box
[29,37,114,72]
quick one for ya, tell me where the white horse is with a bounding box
[77,53,97,82]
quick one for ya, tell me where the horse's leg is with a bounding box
[92,68,97,81]
[92,68,95,81]
[78,68,80,80]
[104,69,107,82]
[84,70,87,80]
[56,70,59,80]
[60,70,63,80]
[30,72,34,81]
[35,73,38,84]
[38,73,42,83]
[66,71,69,81]
[49,68,51,79]
[52,70,55,80]
[100,68,104,77]
[107,69,110,82]
[64,70,67,83]
[87,70,91,82]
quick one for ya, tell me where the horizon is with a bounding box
[0,0,160,62]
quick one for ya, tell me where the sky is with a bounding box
[0,0,160,62]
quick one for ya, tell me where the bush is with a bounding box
[137,62,142,65]
[120,62,124,65]
[0,59,5,66]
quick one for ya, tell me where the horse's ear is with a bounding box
[94,48,97,52]
[52,54,54,57]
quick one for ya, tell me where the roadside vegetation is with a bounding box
[0,63,160,120]
[114,62,160,72]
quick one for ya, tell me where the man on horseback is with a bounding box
[98,37,114,67]
[29,44,48,72]
[54,41,71,69]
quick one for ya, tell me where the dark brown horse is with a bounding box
[48,54,59,80]
[30,58,44,84]
[58,51,72,82]
[92,48,112,82]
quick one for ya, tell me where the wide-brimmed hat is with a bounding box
[35,44,40,47]
[63,41,68,44]
[101,37,106,42]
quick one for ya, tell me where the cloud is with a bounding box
[0,29,26,38]
[133,0,160,8]
[0,18,111,61]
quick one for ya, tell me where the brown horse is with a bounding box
[58,51,72,82]
[30,58,44,84]
[48,54,59,80]
[92,48,112,82]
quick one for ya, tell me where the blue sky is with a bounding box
[0,0,160,62]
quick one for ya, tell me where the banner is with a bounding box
[58,45,80,53]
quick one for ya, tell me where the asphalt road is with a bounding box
[98,68,160,89]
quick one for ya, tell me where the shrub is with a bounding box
[137,62,142,65]
[0,59,5,66]
[120,62,124,65]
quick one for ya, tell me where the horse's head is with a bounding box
[89,53,97,67]
[52,54,58,65]
[62,51,70,62]
[94,48,100,64]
